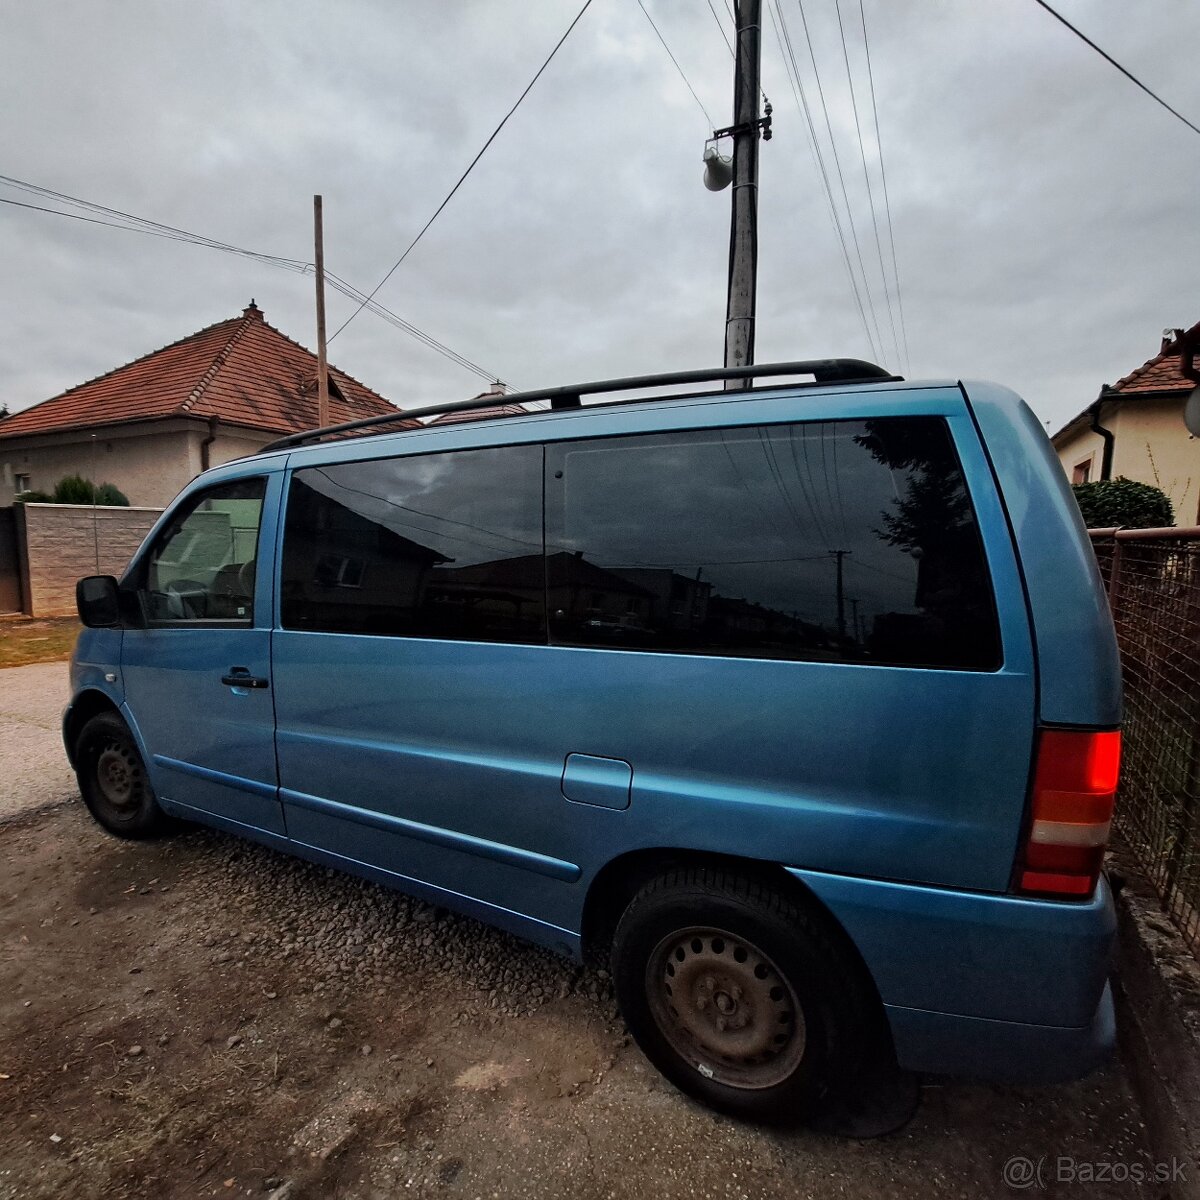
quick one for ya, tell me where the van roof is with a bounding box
[256,359,901,458]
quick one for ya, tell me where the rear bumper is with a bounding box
[885,980,1114,1082]
[787,867,1116,1083]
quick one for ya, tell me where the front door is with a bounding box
[121,473,285,836]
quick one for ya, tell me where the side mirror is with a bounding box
[76,575,121,628]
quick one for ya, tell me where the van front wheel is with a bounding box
[611,867,877,1123]
[74,712,170,839]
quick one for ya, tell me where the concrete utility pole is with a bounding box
[313,194,330,428]
[724,0,763,391]
[830,549,851,640]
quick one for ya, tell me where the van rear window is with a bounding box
[545,418,1001,670]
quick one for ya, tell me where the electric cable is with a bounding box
[329,0,595,342]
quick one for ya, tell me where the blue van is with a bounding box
[67,361,1121,1121]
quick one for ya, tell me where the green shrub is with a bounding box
[1071,477,1174,529]
[13,489,53,503]
[94,482,130,506]
[42,475,130,506]
[52,474,97,504]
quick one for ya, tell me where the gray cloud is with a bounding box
[2,0,1198,434]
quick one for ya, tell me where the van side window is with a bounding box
[142,478,265,624]
[545,418,1001,670]
[281,444,546,642]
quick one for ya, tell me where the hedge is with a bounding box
[1071,477,1174,529]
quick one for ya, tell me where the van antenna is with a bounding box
[91,433,100,573]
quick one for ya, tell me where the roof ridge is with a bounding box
[178,314,255,414]
[27,315,244,411]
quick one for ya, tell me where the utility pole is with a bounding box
[724,0,764,390]
[313,194,330,428]
[830,549,851,640]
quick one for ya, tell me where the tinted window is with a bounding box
[281,444,545,642]
[142,478,265,624]
[546,418,1000,669]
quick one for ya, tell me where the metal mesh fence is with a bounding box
[1091,528,1200,956]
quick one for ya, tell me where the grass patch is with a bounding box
[0,618,81,668]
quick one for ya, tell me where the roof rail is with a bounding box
[259,358,899,454]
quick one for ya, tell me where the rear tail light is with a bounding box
[1016,729,1121,898]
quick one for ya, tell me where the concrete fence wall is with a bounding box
[18,503,162,617]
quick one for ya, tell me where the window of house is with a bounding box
[1072,459,1092,484]
[545,418,1001,670]
[281,444,545,642]
[13,473,30,495]
[141,478,265,623]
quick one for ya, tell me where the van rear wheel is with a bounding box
[611,867,880,1123]
[74,712,170,839]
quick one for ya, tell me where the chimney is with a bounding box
[244,299,263,320]
[485,380,506,397]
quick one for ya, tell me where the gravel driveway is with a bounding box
[0,662,75,821]
[0,664,1159,1199]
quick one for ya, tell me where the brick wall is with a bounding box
[19,503,162,617]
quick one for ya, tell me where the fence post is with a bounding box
[1164,547,1200,907]
[1106,532,1123,606]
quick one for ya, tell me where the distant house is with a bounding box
[1052,321,1200,524]
[426,383,527,426]
[0,301,405,507]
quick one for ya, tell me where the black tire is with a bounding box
[74,712,170,839]
[611,866,885,1123]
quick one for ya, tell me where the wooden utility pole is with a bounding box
[313,194,330,428]
[724,0,763,391]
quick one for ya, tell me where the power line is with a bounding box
[1032,0,1200,139]
[792,0,885,357]
[766,0,879,359]
[705,0,770,107]
[324,273,510,387]
[1,193,292,251]
[705,0,736,59]
[858,0,910,373]
[833,0,900,370]
[0,178,309,271]
[329,0,595,343]
[0,175,509,387]
[637,0,715,129]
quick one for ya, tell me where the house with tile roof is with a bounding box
[425,383,527,425]
[0,302,405,507]
[1052,320,1200,524]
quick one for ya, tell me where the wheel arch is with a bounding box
[63,689,125,767]
[581,847,885,1016]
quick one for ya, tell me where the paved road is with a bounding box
[0,662,75,821]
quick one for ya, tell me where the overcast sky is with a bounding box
[2,0,1197,434]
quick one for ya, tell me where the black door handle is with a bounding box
[221,669,270,690]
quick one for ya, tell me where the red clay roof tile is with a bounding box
[0,303,409,441]
[1109,319,1200,395]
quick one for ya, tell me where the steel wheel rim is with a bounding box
[646,926,806,1090]
[95,742,143,816]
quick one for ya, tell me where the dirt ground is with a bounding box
[0,618,79,669]
[1,796,1162,1200]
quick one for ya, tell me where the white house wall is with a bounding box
[1,421,275,509]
